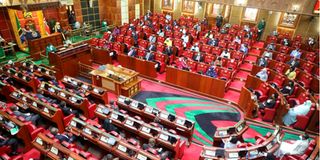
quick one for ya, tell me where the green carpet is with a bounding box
[0,51,29,63]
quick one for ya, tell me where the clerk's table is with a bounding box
[90,64,141,97]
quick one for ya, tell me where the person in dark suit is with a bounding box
[59,101,80,117]
[286,57,299,69]
[127,46,137,57]
[147,43,156,52]
[216,13,223,28]
[193,52,204,62]
[258,93,278,110]
[144,51,154,61]
[50,127,75,143]
[257,57,268,67]
[280,81,295,96]
[102,118,119,133]
[10,105,41,125]
[164,45,173,56]
[0,135,19,155]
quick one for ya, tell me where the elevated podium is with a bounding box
[90,64,141,97]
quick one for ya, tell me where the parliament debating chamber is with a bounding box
[0,0,319,160]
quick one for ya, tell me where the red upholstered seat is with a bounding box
[227,42,239,51]
[138,39,149,49]
[293,35,303,43]
[291,41,301,49]
[156,43,165,53]
[199,37,208,44]
[304,52,316,62]
[155,53,166,73]
[301,62,314,74]
[261,100,280,122]
[242,38,252,46]
[279,45,290,54]
[273,62,286,74]
[173,31,182,39]
[223,34,233,42]
[200,45,212,54]
[187,60,197,72]
[226,59,238,71]
[124,36,133,48]
[297,73,313,89]
[157,36,165,43]
[254,83,270,101]
[212,47,222,56]
[232,51,244,61]
[288,92,309,106]
[218,40,227,48]
[293,106,315,130]
[275,53,287,63]
[266,35,277,44]
[269,75,286,88]
[196,63,209,74]
[116,34,124,43]
[113,42,124,54]
[204,54,216,64]
[165,31,173,38]
[137,49,146,58]
[182,50,194,59]
[90,38,99,46]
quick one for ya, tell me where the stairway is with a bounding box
[223,41,265,103]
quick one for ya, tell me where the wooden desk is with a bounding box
[166,66,226,98]
[200,126,283,160]
[90,64,141,97]
[39,82,96,118]
[0,81,15,101]
[61,76,108,104]
[0,109,34,151]
[28,33,63,60]
[91,47,113,65]
[118,54,158,78]
[10,90,70,133]
[32,133,86,160]
[95,104,186,159]
[116,95,195,144]
[18,61,57,81]
[213,120,248,147]
[66,117,160,160]
[48,43,91,79]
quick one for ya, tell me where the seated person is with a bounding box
[258,93,278,110]
[285,67,297,80]
[265,43,276,51]
[208,37,219,46]
[147,43,156,52]
[127,46,137,57]
[257,57,268,67]
[142,138,156,150]
[102,118,120,133]
[0,134,19,155]
[290,48,302,59]
[206,66,218,78]
[0,34,7,46]
[223,136,240,149]
[274,133,310,158]
[164,37,172,47]
[190,43,200,52]
[255,68,268,82]
[181,33,189,48]
[144,51,154,61]
[220,49,231,59]
[59,101,80,117]
[193,52,204,62]
[10,105,41,125]
[157,29,164,37]
[164,45,173,56]
[280,81,295,96]
[148,34,156,43]
[178,57,190,71]
[286,57,299,69]
[243,25,250,32]
[233,36,241,44]
[262,50,273,59]
[50,127,76,143]
[283,100,312,126]
[239,43,249,55]
[282,38,290,46]
[214,57,222,67]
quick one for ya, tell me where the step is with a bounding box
[252,41,265,49]
[244,55,258,63]
[239,63,253,72]
[235,70,250,80]
[224,90,241,103]
[229,80,246,92]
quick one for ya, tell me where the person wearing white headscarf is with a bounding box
[283,100,312,126]
[274,133,310,158]
[255,68,268,82]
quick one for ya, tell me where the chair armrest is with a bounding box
[293,115,309,130]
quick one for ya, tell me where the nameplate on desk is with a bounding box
[70,97,77,103]
[23,63,26,67]
[63,77,68,82]
[72,81,78,86]
[45,71,50,75]
[37,68,41,72]
[22,76,27,80]
[130,101,138,108]
[30,65,34,69]
[176,118,185,126]
[141,126,150,133]
[32,102,37,107]
[82,85,88,90]
[43,108,49,113]
[50,146,59,155]
[35,137,43,145]
[83,128,92,135]
[14,73,18,77]
[96,107,103,114]
[137,154,147,160]
[228,152,238,158]
[237,125,243,132]
[118,96,125,103]
[205,150,215,156]
[100,136,108,143]
[22,96,27,102]
[93,88,99,94]
[250,150,258,155]
[49,88,55,93]
[159,113,168,119]
[111,113,118,120]
[117,145,127,152]
[266,143,273,150]
[125,119,134,126]
[40,83,45,88]
[159,134,169,141]
[218,130,227,136]
[12,92,18,97]
[145,107,153,113]
[70,121,77,127]
[60,92,66,98]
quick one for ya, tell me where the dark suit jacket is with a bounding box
[193,54,204,62]
[164,47,173,56]
[286,59,299,68]
[144,52,154,61]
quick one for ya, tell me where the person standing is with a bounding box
[216,13,223,28]
[257,18,266,40]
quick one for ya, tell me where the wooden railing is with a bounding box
[78,62,93,79]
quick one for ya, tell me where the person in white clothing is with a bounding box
[181,33,189,48]
[220,49,231,59]
[274,133,310,158]
[283,100,312,126]
[223,136,240,149]
[256,68,268,82]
